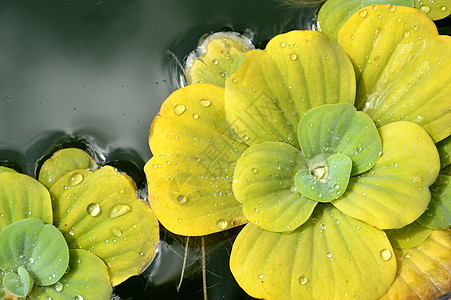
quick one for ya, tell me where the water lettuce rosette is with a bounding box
[145,5,450,299]
[0,148,160,299]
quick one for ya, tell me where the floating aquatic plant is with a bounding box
[0,148,160,299]
[146,4,450,299]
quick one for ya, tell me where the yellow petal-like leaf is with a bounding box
[144,83,248,236]
[39,148,97,189]
[0,167,17,174]
[333,121,440,228]
[230,205,396,299]
[0,172,52,230]
[338,5,451,142]
[233,141,317,232]
[385,221,432,248]
[225,30,356,147]
[381,230,451,300]
[51,166,159,286]
[28,249,112,300]
[185,32,254,88]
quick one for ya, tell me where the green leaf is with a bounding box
[385,221,432,248]
[3,267,34,297]
[39,148,97,189]
[232,141,317,232]
[333,121,440,229]
[380,230,451,300]
[0,172,53,230]
[230,205,396,299]
[295,154,352,202]
[28,249,112,300]
[298,103,382,175]
[225,30,356,147]
[417,175,451,229]
[437,136,451,169]
[338,5,451,142]
[318,0,414,42]
[144,83,248,236]
[51,166,159,286]
[185,32,254,88]
[414,0,451,20]
[0,218,69,286]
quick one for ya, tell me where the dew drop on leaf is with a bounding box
[298,275,308,285]
[86,203,101,217]
[380,249,392,261]
[173,104,186,116]
[216,219,228,230]
[359,10,368,17]
[200,99,211,107]
[109,204,132,219]
[54,282,63,292]
[420,5,431,13]
[69,173,84,187]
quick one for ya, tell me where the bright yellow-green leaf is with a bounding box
[233,141,317,232]
[50,166,159,286]
[39,148,97,189]
[185,32,254,88]
[417,175,451,229]
[28,249,112,300]
[381,230,451,300]
[230,204,396,299]
[0,167,17,174]
[144,83,247,236]
[414,0,451,20]
[298,103,382,175]
[317,0,414,42]
[385,221,432,248]
[338,5,451,142]
[333,122,440,229]
[225,30,356,148]
[0,172,52,230]
[437,135,451,169]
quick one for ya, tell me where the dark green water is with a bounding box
[1,1,449,299]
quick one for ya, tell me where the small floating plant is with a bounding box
[0,148,159,299]
[145,4,450,300]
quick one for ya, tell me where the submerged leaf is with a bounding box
[51,166,159,286]
[338,5,451,142]
[28,249,112,300]
[385,221,432,248]
[185,32,254,88]
[233,141,317,232]
[333,122,440,229]
[39,148,97,189]
[225,30,356,147]
[230,204,396,299]
[317,0,414,42]
[145,84,247,236]
[0,172,52,230]
[417,175,451,229]
[381,230,451,300]
[0,219,69,287]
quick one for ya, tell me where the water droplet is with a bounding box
[212,59,219,64]
[200,99,211,107]
[174,104,186,116]
[318,193,323,198]
[320,224,327,231]
[216,219,228,230]
[177,218,182,223]
[177,194,188,204]
[380,249,392,261]
[334,184,340,190]
[74,296,83,300]
[54,282,64,292]
[86,203,101,217]
[243,135,249,141]
[420,5,431,13]
[440,5,447,11]
[192,113,199,120]
[326,251,333,260]
[299,275,308,285]
[112,227,122,237]
[109,204,132,219]
[251,168,258,173]
[403,30,411,38]
[69,173,83,186]
[290,186,298,193]
[389,5,396,11]
[258,274,264,279]
[405,252,412,258]
[280,42,286,48]
[290,53,297,60]
[359,9,368,17]
[354,225,360,230]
